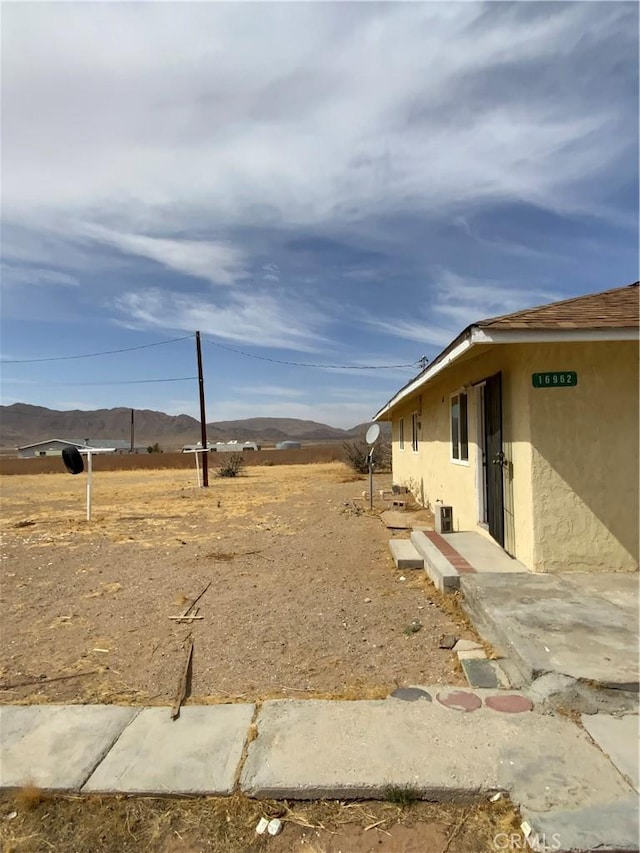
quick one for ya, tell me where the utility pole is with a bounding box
[195,331,209,487]
[130,409,134,453]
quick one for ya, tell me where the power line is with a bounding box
[1,335,193,364]
[2,331,421,371]
[47,376,197,386]
[203,337,419,370]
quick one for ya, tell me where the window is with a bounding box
[411,413,419,452]
[399,418,405,450]
[451,392,468,462]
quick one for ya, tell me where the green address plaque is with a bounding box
[532,371,578,388]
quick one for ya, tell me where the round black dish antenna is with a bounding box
[62,446,84,475]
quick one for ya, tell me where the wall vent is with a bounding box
[435,504,453,534]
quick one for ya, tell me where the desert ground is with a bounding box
[0,461,518,852]
[0,461,477,705]
[0,790,523,853]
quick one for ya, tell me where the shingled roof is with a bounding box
[477,281,639,331]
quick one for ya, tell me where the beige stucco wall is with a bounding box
[527,340,638,572]
[386,339,639,573]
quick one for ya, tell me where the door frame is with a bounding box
[483,372,505,548]
[475,382,488,526]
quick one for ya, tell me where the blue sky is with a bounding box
[1,2,638,428]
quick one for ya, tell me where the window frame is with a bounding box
[398,417,405,450]
[411,412,419,453]
[450,390,469,464]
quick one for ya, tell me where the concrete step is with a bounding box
[410,530,460,593]
[460,658,511,689]
[388,539,424,570]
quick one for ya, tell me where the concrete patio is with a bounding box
[460,571,640,690]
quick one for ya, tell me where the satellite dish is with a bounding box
[365,423,380,445]
[62,446,84,475]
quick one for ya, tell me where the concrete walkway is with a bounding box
[441,531,529,574]
[1,694,638,852]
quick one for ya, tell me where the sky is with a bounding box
[1,2,638,429]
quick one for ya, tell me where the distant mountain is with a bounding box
[0,404,204,449]
[343,421,392,441]
[211,417,347,443]
[0,404,391,450]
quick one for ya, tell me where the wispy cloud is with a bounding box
[80,226,248,286]
[262,264,281,283]
[1,263,79,288]
[361,320,454,349]
[452,217,561,261]
[363,270,559,346]
[432,271,558,327]
[2,3,635,232]
[115,288,328,351]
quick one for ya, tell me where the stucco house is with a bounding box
[16,438,143,457]
[374,282,639,573]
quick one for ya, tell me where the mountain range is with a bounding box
[0,403,391,450]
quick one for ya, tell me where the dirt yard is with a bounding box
[0,791,523,853]
[0,462,476,705]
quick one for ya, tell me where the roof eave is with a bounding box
[373,324,639,421]
[17,439,78,450]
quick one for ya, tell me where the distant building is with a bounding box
[16,439,145,458]
[182,441,261,453]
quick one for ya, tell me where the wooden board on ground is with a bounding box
[170,636,194,720]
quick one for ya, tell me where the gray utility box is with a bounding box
[435,504,453,534]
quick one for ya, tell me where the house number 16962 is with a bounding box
[532,372,578,388]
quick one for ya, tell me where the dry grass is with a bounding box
[0,463,353,550]
[2,685,396,709]
[12,786,46,811]
[0,791,523,853]
[336,472,365,483]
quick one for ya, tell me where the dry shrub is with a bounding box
[216,453,245,478]
[14,784,46,810]
[343,440,392,474]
